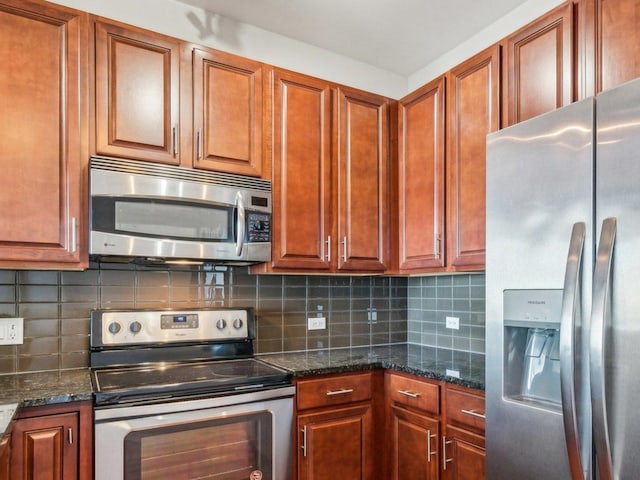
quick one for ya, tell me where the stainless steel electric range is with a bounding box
[90,307,294,480]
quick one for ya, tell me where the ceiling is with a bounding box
[176,0,530,76]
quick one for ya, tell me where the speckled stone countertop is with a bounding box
[258,343,485,391]
[0,369,93,441]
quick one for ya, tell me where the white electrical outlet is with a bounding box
[445,316,460,330]
[308,317,326,330]
[0,317,24,345]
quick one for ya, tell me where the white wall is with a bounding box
[408,0,565,92]
[49,0,564,99]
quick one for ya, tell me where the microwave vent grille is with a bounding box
[90,156,271,192]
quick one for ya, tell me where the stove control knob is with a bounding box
[233,318,244,330]
[216,319,227,330]
[108,322,121,334]
[129,321,142,334]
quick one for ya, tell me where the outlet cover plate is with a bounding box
[308,317,326,330]
[445,316,460,330]
[0,317,23,345]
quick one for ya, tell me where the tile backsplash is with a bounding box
[0,264,485,375]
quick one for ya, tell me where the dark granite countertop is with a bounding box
[258,343,485,391]
[0,369,93,441]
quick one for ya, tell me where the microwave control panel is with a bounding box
[247,212,271,242]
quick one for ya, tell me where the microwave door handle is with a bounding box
[559,222,587,480]
[235,192,246,257]
[590,217,616,480]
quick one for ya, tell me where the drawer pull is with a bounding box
[398,389,421,399]
[461,408,486,419]
[326,388,354,396]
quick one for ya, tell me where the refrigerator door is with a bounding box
[594,78,640,480]
[486,98,594,479]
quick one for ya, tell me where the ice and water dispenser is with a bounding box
[503,289,563,410]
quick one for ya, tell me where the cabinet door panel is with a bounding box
[337,88,389,272]
[0,0,86,267]
[504,2,574,126]
[444,436,485,480]
[271,70,332,270]
[391,406,439,480]
[398,77,446,270]
[446,45,500,270]
[11,413,78,480]
[193,48,263,176]
[95,20,181,164]
[298,404,372,480]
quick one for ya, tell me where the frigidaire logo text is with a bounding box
[528,300,546,304]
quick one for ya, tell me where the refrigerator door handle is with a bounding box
[590,217,616,480]
[559,222,587,480]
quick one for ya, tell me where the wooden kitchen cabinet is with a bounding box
[94,19,182,164]
[442,385,486,480]
[261,70,391,273]
[385,371,441,479]
[0,0,88,269]
[10,401,92,480]
[335,86,390,272]
[503,2,575,127]
[0,434,9,480]
[397,76,446,272]
[445,45,500,271]
[295,371,381,480]
[191,47,265,177]
[581,0,640,95]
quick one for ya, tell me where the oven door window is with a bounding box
[123,410,272,480]
[92,197,233,242]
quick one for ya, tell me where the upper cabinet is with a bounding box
[582,0,640,95]
[397,77,446,272]
[270,69,333,271]
[446,45,500,271]
[503,2,575,127]
[0,0,88,269]
[191,48,264,177]
[336,87,389,272]
[261,69,391,274]
[94,19,182,165]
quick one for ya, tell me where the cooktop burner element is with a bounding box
[90,308,291,407]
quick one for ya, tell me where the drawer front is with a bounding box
[387,372,439,415]
[296,372,373,410]
[446,386,485,432]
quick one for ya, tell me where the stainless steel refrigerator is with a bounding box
[486,77,640,480]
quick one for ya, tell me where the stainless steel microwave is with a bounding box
[89,157,271,265]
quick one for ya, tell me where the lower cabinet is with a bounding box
[9,401,92,480]
[390,404,440,479]
[294,371,382,480]
[442,385,486,480]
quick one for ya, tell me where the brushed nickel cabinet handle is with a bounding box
[426,429,437,463]
[69,217,77,253]
[461,409,486,419]
[325,236,331,262]
[397,389,421,399]
[326,388,354,396]
[301,425,307,457]
[442,436,453,470]
[172,125,179,156]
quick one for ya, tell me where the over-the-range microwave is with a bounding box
[89,156,271,265]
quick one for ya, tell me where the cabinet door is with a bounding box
[398,76,446,271]
[11,412,78,480]
[271,69,332,270]
[336,87,389,272]
[446,45,500,270]
[390,405,440,480]
[0,0,87,268]
[584,0,640,94]
[442,434,485,480]
[192,48,264,176]
[504,2,574,126]
[95,20,181,164]
[298,404,373,480]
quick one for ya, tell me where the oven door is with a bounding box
[94,387,294,480]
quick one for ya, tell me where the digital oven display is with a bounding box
[160,314,199,329]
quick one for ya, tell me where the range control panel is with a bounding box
[93,309,250,347]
